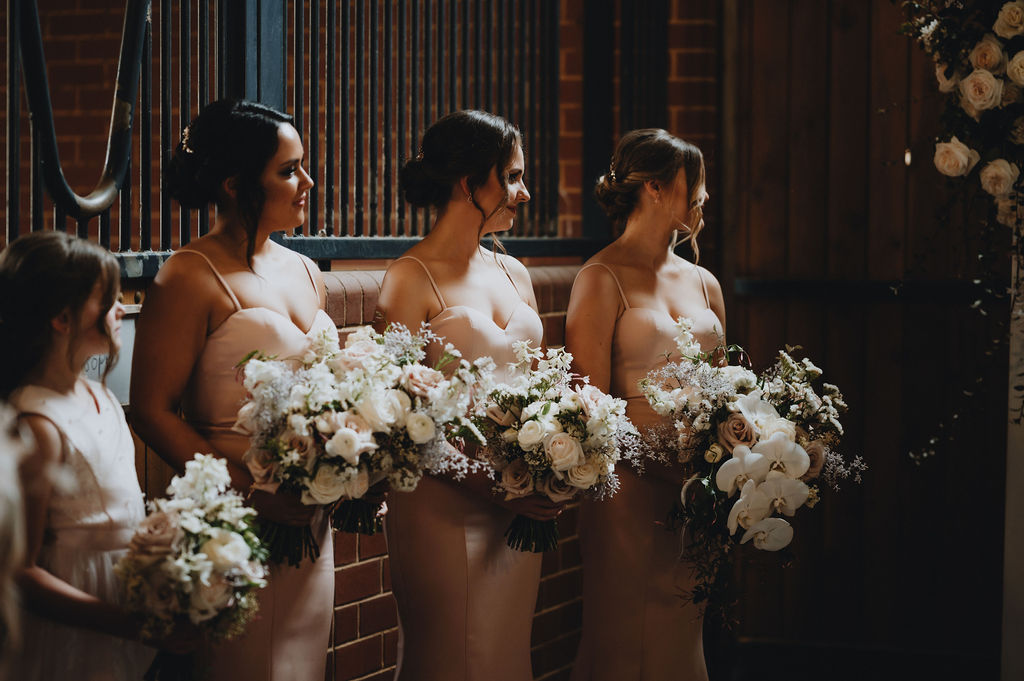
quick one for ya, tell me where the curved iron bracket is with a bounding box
[18,0,151,220]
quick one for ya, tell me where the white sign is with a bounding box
[82,304,140,406]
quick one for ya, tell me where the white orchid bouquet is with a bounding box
[900,0,1024,228]
[639,318,864,617]
[117,454,267,679]
[474,342,638,553]
[235,324,493,563]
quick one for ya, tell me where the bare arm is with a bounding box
[565,264,624,392]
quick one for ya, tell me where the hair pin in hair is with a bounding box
[415,150,424,161]
[608,161,617,182]
[180,125,194,154]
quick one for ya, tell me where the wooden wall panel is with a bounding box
[721,0,1005,676]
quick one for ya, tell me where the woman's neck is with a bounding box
[617,211,676,268]
[425,208,490,263]
[209,214,275,260]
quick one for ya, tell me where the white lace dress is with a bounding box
[8,378,155,681]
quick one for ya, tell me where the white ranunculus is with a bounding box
[325,427,376,466]
[735,390,781,436]
[1009,52,1024,86]
[753,432,810,479]
[726,479,771,534]
[960,69,1004,114]
[517,420,546,449]
[200,528,252,571]
[302,465,351,504]
[933,137,981,177]
[405,412,436,444]
[565,460,601,489]
[969,34,1007,74]
[545,432,585,472]
[356,391,398,433]
[740,517,794,551]
[715,444,771,496]
[390,389,413,419]
[995,1,1024,39]
[935,63,959,93]
[980,159,1021,197]
[189,576,234,623]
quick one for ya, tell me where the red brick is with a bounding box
[359,594,398,636]
[334,603,359,644]
[560,48,582,79]
[47,11,121,37]
[383,630,399,666]
[665,80,718,109]
[334,530,358,564]
[358,531,388,560]
[561,0,584,24]
[335,560,382,605]
[559,105,582,135]
[671,49,716,80]
[669,23,719,50]
[334,635,382,681]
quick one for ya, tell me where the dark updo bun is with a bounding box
[164,99,294,263]
[595,128,704,224]
[0,232,121,397]
[400,110,522,212]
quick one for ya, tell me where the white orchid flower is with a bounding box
[715,444,770,496]
[753,432,810,479]
[726,479,771,534]
[741,517,794,551]
[757,476,809,517]
[735,390,781,434]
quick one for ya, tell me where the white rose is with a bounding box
[718,365,757,391]
[325,427,376,466]
[574,385,605,418]
[405,412,436,444]
[537,474,576,503]
[760,417,797,443]
[960,69,1004,114]
[189,576,234,623]
[995,1,1024,39]
[200,528,252,571]
[517,420,546,449]
[969,34,1007,74]
[545,432,585,472]
[1009,52,1024,86]
[980,159,1021,196]
[565,460,601,489]
[933,137,981,177]
[330,339,379,373]
[233,401,260,436]
[935,63,959,93]
[302,465,352,504]
[501,459,534,499]
[356,391,398,432]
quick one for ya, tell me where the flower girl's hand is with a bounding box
[501,494,566,521]
[248,489,317,526]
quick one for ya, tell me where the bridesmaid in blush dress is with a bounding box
[131,100,334,681]
[566,130,725,681]
[376,110,562,681]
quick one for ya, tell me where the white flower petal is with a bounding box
[741,517,794,551]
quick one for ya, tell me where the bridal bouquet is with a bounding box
[474,342,638,552]
[118,454,267,679]
[640,318,864,614]
[235,324,492,564]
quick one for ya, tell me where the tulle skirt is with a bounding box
[11,536,155,681]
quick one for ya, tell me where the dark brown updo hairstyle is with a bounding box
[0,232,121,398]
[399,110,522,241]
[594,128,706,259]
[164,99,294,265]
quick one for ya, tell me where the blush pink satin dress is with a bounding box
[176,249,334,681]
[383,255,545,681]
[570,262,722,681]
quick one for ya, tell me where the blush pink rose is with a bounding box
[717,412,758,453]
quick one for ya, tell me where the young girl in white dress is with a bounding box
[0,231,187,680]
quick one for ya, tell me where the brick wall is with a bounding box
[2,2,721,680]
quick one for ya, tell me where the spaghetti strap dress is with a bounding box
[570,261,722,681]
[383,255,545,681]
[174,248,335,681]
[8,378,155,681]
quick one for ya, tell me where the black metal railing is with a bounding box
[4,0,564,276]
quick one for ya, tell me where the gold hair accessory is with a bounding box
[608,162,617,182]
[415,150,424,161]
